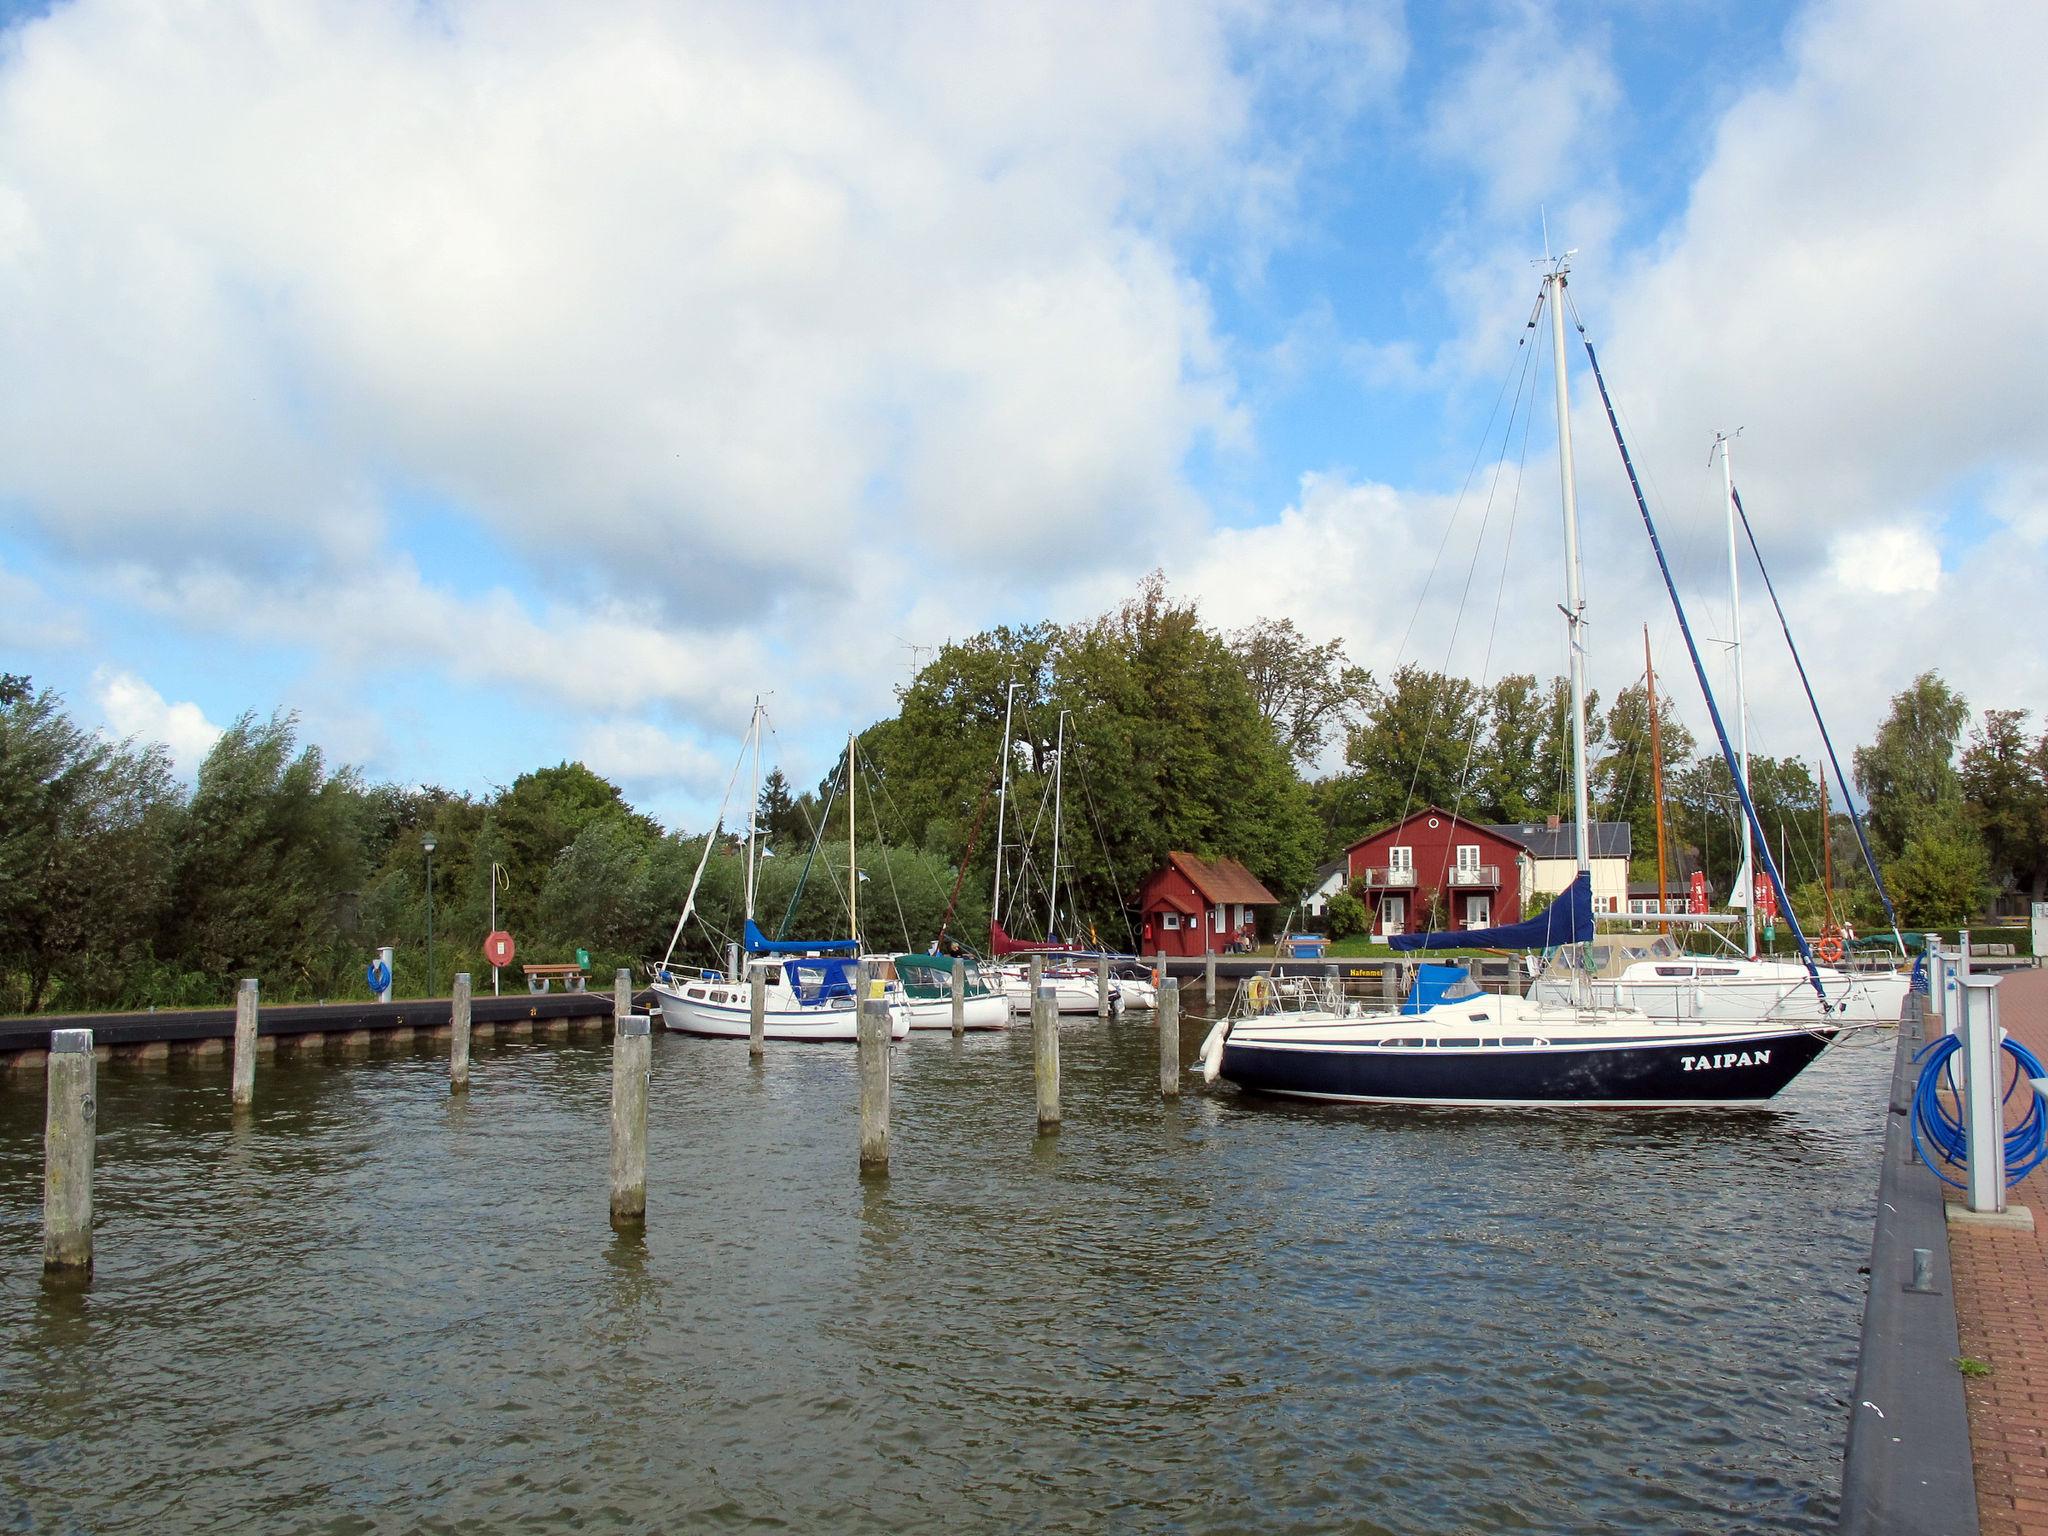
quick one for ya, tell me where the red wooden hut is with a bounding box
[1340,808,1528,940]
[1137,853,1278,958]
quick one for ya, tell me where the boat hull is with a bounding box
[1219,1025,1838,1107]
[652,985,910,1042]
[903,993,1010,1030]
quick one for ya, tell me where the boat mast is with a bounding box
[1716,430,1754,957]
[1820,761,1836,925]
[991,680,1020,935]
[1645,626,1670,937]
[1544,266,1593,880]
[847,730,857,946]
[1046,708,1068,940]
[745,698,762,926]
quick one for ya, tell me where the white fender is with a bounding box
[1198,1019,1229,1083]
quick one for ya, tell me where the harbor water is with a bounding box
[0,1009,1893,1533]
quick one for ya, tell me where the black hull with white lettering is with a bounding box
[1211,1001,1841,1108]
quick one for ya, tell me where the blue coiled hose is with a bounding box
[1910,1031,2048,1189]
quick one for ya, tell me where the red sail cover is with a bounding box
[990,920,1055,956]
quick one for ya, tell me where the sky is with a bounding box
[2,0,2043,831]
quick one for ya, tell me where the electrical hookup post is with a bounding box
[1950,969,2039,1231]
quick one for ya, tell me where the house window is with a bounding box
[1162,913,1181,930]
[1213,906,1225,932]
[1456,844,1480,874]
[1389,845,1413,875]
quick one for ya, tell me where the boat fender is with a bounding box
[1198,1019,1228,1083]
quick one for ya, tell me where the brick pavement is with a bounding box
[1949,966,2048,1536]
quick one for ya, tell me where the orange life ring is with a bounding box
[1813,930,1845,965]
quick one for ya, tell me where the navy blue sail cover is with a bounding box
[1389,872,1594,952]
[744,919,857,956]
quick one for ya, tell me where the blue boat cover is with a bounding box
[1388,872,1594,952]
[1400,964,1481,1013]
[744,918,857,956]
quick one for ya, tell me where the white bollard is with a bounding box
[1958,975,2006,1214]
[1929,946,1951,1035]
[231,978,259,1107]
[43,1029,95,1276]
[377,946,394,1005]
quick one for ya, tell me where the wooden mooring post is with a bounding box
[43,1028,94,1277]
[950,957,965,1037]
[609,970,649,1227]
[450,972,472,1092]
[749,967,766,1059]
[858,995,891,1174]
[1027,952,1044,1001]
[1033,983,1061,1129]
[231,977,259,1107]
[1096,954,1110,1019]
[1204,952,1216,1010]
[1159,978,1180,1098]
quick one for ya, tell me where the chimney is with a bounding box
[1546,814,1560,831]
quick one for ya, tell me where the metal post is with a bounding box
[43,1028,94,1276]
[609,1012,650,1227]
[1158,978,1180,1098]
[749,967,766,1059]
[1033,983,1061,1128]
[423,839,436,998]
[858,995,891,1174]
[1926,936,1949,1033]
[377,945,395,1005]
[450,972,472,1092]
[231,977,259,1107]
[1096,954,1110,1019]
[1959,975,2006,1214]
[950,957,965,1037]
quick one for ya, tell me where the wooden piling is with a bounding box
[609,1012,649,1226]
[614,967,632,1034]
[750,967,766,1059]
[43,1028,94,1276]
[858,996,891,1174]
[950,957,966,1037]
[1381,961,1399,1007]
[231,977,259,1107]
[1159,978,1180,1098]
[1033,983,1061,1129]
[1027,952,1044,1002]
[1204,952,1216,1009]
[450,972,472,1092]
[1096,954,1110,1019]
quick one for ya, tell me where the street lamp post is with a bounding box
[423,834,437,999]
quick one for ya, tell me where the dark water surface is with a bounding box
[0,1014,1891,1534]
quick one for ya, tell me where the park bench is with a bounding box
[523,963,588,994]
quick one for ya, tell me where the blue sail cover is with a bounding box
[1389,872,1594,953]
[743,918,857,956]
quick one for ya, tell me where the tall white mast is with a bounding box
[1046,709,1068,939]
[991,681,1020,933]
[1717,430,1755,957]
[847,730,857,946]
[744,698,761,925]
[1544,266,1593,879]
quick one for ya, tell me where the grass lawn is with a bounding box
[1243,937,1501,960]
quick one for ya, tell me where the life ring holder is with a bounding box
[1245,974,1271,1012]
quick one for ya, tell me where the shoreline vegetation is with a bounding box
[3,581,2036,1016]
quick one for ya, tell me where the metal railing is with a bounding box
[1448,864,1501,888]
[1358,867,1417,889]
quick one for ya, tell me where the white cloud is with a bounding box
[577,719,732,803]
[0,561,87,651]
[90,667,223,771]
[1826,524,1940,597]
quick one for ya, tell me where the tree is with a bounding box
[1473,674,1549,821]
[1334,665,1486,833]
[1227,617,1374,768]
[1960,709,2048,903]
[1855,672,1970,856]
[1325,889,1365,940]
[1886,815,1991,927]
[1594,680,1698,881]
[486,762,661,937]
[756,767,804,850]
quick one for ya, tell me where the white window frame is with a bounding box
[1212,906,1225,932]
[1466,894,1491,928]
[1162,913,1181,930]
[1455,844,1480,874]
[1388,845,1414,875]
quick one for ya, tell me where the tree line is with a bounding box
[2,598,2032,1012]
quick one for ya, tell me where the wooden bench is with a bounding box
[523,963,588,995]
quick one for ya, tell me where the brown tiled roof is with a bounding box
[1169,852,1278,906]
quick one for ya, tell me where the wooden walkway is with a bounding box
[1953,967,2048,1536]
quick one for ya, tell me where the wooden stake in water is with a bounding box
[231,977,259,1107]
[1096,954,1110,1019]
[749,967,766,1059]
[1204,952,1216,1009]
[450,972,472,1092]
[43,1028,94,1276]
[610,1008,650,1227]
[1027,952,1044,1003]
[858,996,891,1174]
[1033,983,1061,1129]
[950,957,966,1037]
[1159,978,1180,1098]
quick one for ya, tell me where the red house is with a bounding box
[1138,853,1279,958]
[1341,808,1527,940]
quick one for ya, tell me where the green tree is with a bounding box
[1594,680,1698,881]
[1334,665,1486,832]
[1886,815,1991,927]
[1855,671,1970,856]
[485,762,660,937]
[1227,617,1374,768]
[1473,674,1549,821]
[1324,888,1365,940]
[1960,709,2048,903]
[756,767,804,850]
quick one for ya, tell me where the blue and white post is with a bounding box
[376,946,395,1005]
[1958,974,2006,1215]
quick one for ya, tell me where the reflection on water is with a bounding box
[0,1021,1891,1534]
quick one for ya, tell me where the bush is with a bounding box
[1326,890,1366,940]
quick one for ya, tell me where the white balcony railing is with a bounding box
[1448,864,1501,888]
[1359,867,1417,890]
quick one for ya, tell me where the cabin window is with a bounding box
[1162,913,1180,930]
[761,965,782,986]
[1502,1037,1535,1046]
[1700,966,1740,978]
[1654,966,1693,978]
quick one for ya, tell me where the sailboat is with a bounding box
[1527,451,1909,1027]
[651,711,909,1042]
[1205,262,1847,1107]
